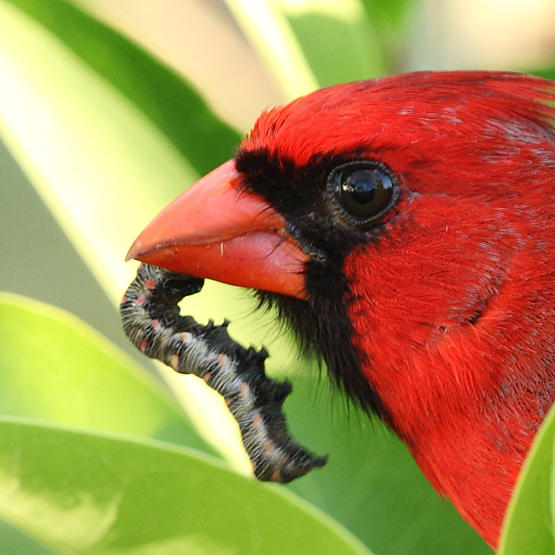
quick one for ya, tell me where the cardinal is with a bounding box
[127,71,554,548]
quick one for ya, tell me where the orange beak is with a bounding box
[126,159,308,299]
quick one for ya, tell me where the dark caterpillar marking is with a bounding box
[120,263,327,482]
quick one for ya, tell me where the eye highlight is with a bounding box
[328,161,399,226]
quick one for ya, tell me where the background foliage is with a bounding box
[0,0,553,553]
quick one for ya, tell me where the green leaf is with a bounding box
[358,0,417,72]
[225,0,385,97]
[529,67,555,81]
[0,0,194,300]
[0,417,371,554]
[498,404,555,554]
[283,0,386,87]
[5,0,240,176]
[0,0,241,301]
[0,293,216,457]
[359,0,416,31]
[0,520,54,555]
[223,0,318,98]
[0,0,250,467]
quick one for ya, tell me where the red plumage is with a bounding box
[129,71,555,548]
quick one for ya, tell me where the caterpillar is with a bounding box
[120,263,327,482]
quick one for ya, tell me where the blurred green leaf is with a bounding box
[0,521,54,555]
[498,404,555,555]
[224,0,318,98]
[0,0,196,300]
[0,292,216,455]
[530,67,555,81]
[225,0,385,98]
[6,0,240,176]
[0,417,370,554]
[359,0,415,29]
[0,0,252,468]
[283,0,385,87]
[359,0,417,73]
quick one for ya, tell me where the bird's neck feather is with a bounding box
[343,212,553,548]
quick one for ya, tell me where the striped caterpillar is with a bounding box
[120,263,327,482]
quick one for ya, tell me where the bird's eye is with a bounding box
[329,161,399,224]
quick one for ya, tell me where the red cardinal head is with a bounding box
[128,71,555,548]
